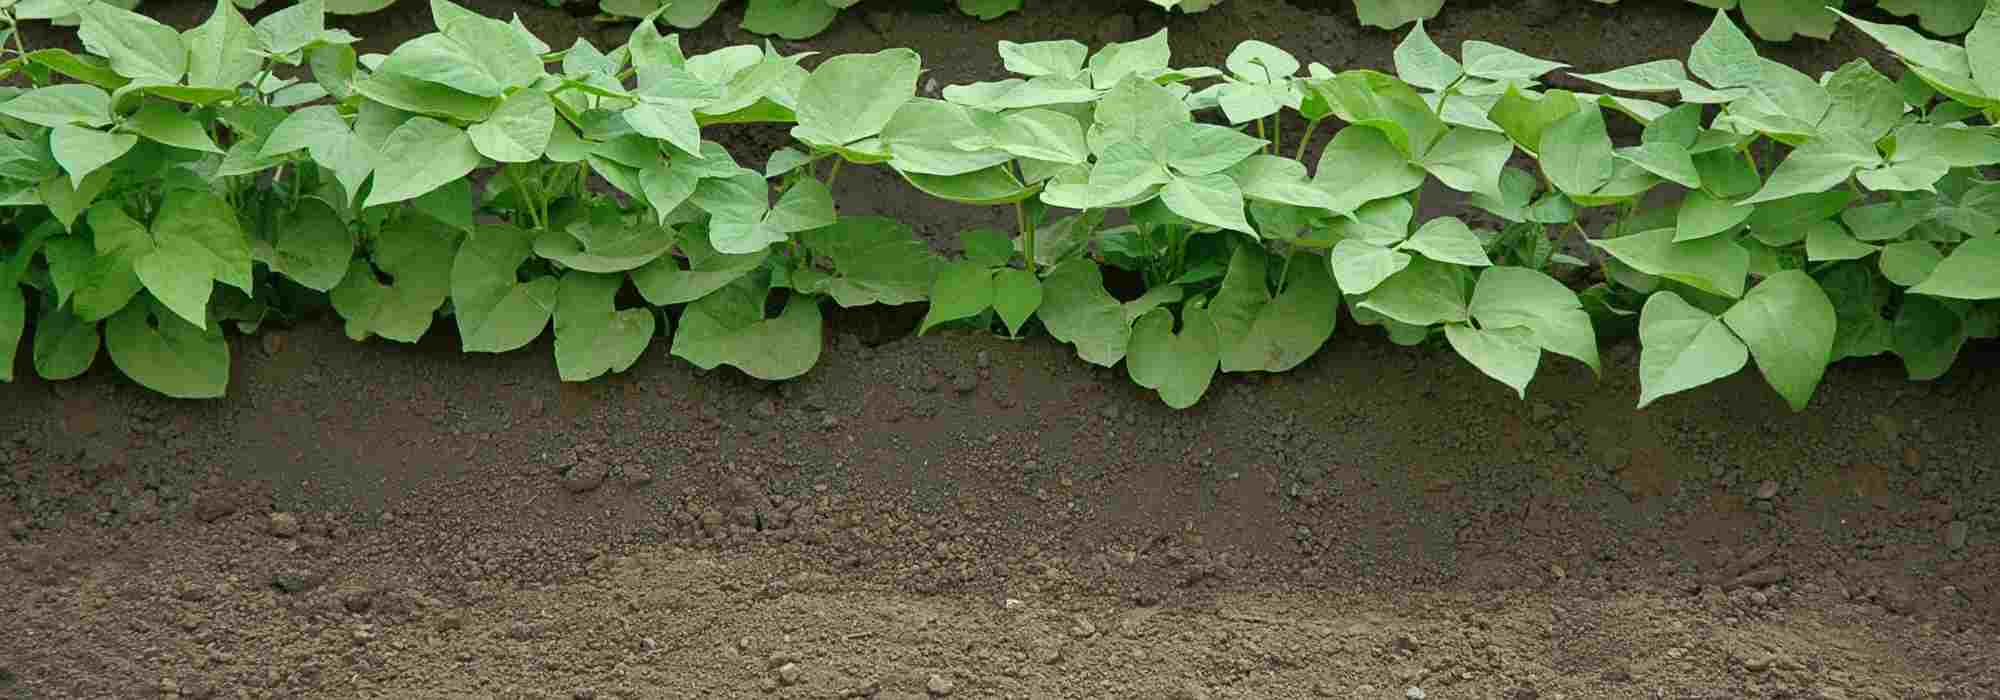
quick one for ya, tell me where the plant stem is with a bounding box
[1016,201,1037,273]
[1293,118,1322,162]
[826,159,843,189]
[1276,245,1295,294]
[1272,115,1283,155]
[1255,118,1267,147]
[1434,76,1464,118]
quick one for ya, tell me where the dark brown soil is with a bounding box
[6,2,1998,699]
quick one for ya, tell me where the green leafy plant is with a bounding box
[1365,1,1986,43]
[594,0,1218,41]
[1,0,1995,414]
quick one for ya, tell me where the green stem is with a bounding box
[1434,76,1465,118]
[1294,118,1322,162]
[1272,115,1284,155]
[1276,245,1295,294]
[1016,201,1037,273]
[1255,118,1267,147]
[9,16,36,87]
[826,159,843,189]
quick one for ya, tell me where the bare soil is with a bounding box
[5,2,1998,699]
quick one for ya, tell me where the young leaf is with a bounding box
[124,103,224,154]
[468,88,555,163]
[1592,227,1749,299]
[1721,270,1837,412]
[1674,191,1752,242]
[1400,216,1491,266]
[1446,323,1540,398]
[1038,260,1132,367]
[264,198,353,292]
[1354,256,1471,327]
[1637,291,1748,408]
[51,125,136,188]
[553,272,656,382]
[534,205,678,273]
[1127,303,1221,409]
[920,262,996,335]
[1803,221,1880,262]
[1314,127,1426,213]
[330,219,457,343]
[1353,0,1445,30]
[1160,174,1254,234]
[1331,239,1412,296]
[184,0,261,90]
[1470,266,1598,374]
[999,39,1088,79]
[1392,21,1460,91]
[77,1,188,84]
[1163,123,1267,177]
[452,225,558,353]
[989,267,1043,338]
[1539,104,1614,196]
[105,296,228,399]
[793,217,942,307]
[1893,295,1967,380]
[671,273,822,380]
[1415,127,1511,201]
[1689,10,1760,89]
[0,84,114,128]
[1085,28,1171,88]
[1741,134,1880,205]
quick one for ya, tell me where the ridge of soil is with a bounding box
[6,2,1998,699]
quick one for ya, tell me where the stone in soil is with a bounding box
[776,662,802,686]
[268,512,300,538]
[926,673,954,696]
[195,495,236,522]
[1755,480,1780,500]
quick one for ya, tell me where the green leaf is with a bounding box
[792,48,920,148]
[1540,104,1614,196]
[1970,0,2000,100]
[1879,240,1943,287]
[376,5,540,98]
[1164,122,1267,177]
[902,165,1037,206]
[920,261,996,335]
[793,217,942,307]
[352,72,497,123]
[1893,294,1966,380]
[882,98,1012,176]
[1690,10,1760,89]
[1746,191,1853,241]
[1721,270,1836,412]
[1127,303,1220,409]
[32,300,99,381]
[1675,191,1753,242]
[1636,290,1747,408]
[671,273,822,380]
[1461,41,1565,82]
[1446,323,1540,398]
[1816,260,1893,361]
[1490,86,1578,155]
[741,0,838,40]
[1331,239,1412,295]
[534,204,678,273]
[630,221,767,306]
[51,125,135,188]
[184,0,261,90]
[1819,59,1904,142]
[1400,216,1491,266]
[452,224,557,353]
[999,39,1088,79]
[468,88,554,163]
[1038,260,1132,366]
[1615,142,1701,190]
[1804,220,1879,262]
[43,235,142,323]
[77,1,187,84]
[961,229,1015,268]
[1160,174,1253,234]
[1354,256,1471,326]
[1209,246,1338,373]
[1570,59,1693,93]
[1225,40,1299,83]
[1313,126,1426,213]
[1591,227,1748,299]
[553,272,655,382]
[127,190,252,329]
[1414,127,1512,200]
[105,296,228,398]
[1090,75,1191,155]
[1909,237,2000,300]
[0,84,113,128]
[1470,266,1598,374]
[264,198,352,291]
[124,103,223,154]
[361,117,478,208]
[1391,20,1460,91]
[255,0,330,55]
[981,108,1089,165]
[1354,0,1445,31]
[992,267,1041,337]
[1085,28,1171,88]
[1741,134,1880,204]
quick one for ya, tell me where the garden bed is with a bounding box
[2,1,1998,698]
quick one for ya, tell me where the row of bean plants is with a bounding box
[0,0,1995,410]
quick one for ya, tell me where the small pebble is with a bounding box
[1407,687,1428,700]
[268,512,299,538]
[1755,480,1779,500]
[926,673,954,696]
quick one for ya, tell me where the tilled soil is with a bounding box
[6,1,1999,698]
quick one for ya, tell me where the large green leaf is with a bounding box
[105,296,228,399]
[1741,133,1880,204]
[184,0,261,90]
[1446,323,1540,398]
[1354,256,1471,326]
[376,1,541,98]
[1127,303,1220,409]
[124,103,224,154]
[1909,237,2000,300]
[883,99,1011,177]
[1470,266,1598,374]
[361,117,478,208]
[1313,126,1426,213]
[1721,270,1836,412]
[42,236,141,323]
[1209,246,1338,373]
[1674,190,1753,242]
[553,272,655,382]
[77,1,187,84]
[631,221,766,306]
[670,273,822,380]
[1091,75,1191,155]
[1400,216,1491,266]
[1893,294,1967,380]
[741,0,839,40]
[115,190,253,329]
[920,262,996,335]
[793,217,942,307]
[452,224,557,353]
[1160,174,1253,234]
[50,125,135,188]
[1637,290,1748,408]
[1413,127,1512,201]
[992,267,1042,337]
[1391,20,1460,91]
[792,49,920,148]
[32,300,99,381]
[1353,0,1445,30]
[0,84,114,128]
[1539,104,1615,196]
[1591,227,1748,299]
[262,197,352,291]
[1038,260,1132,366]
[329,218,458,342]
[534,203,678,273]
[468,88,554,163]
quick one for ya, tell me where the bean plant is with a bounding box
[0,0,1995,412]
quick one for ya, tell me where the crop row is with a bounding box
[5,1,1985,42]
[0,0,1996,409]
